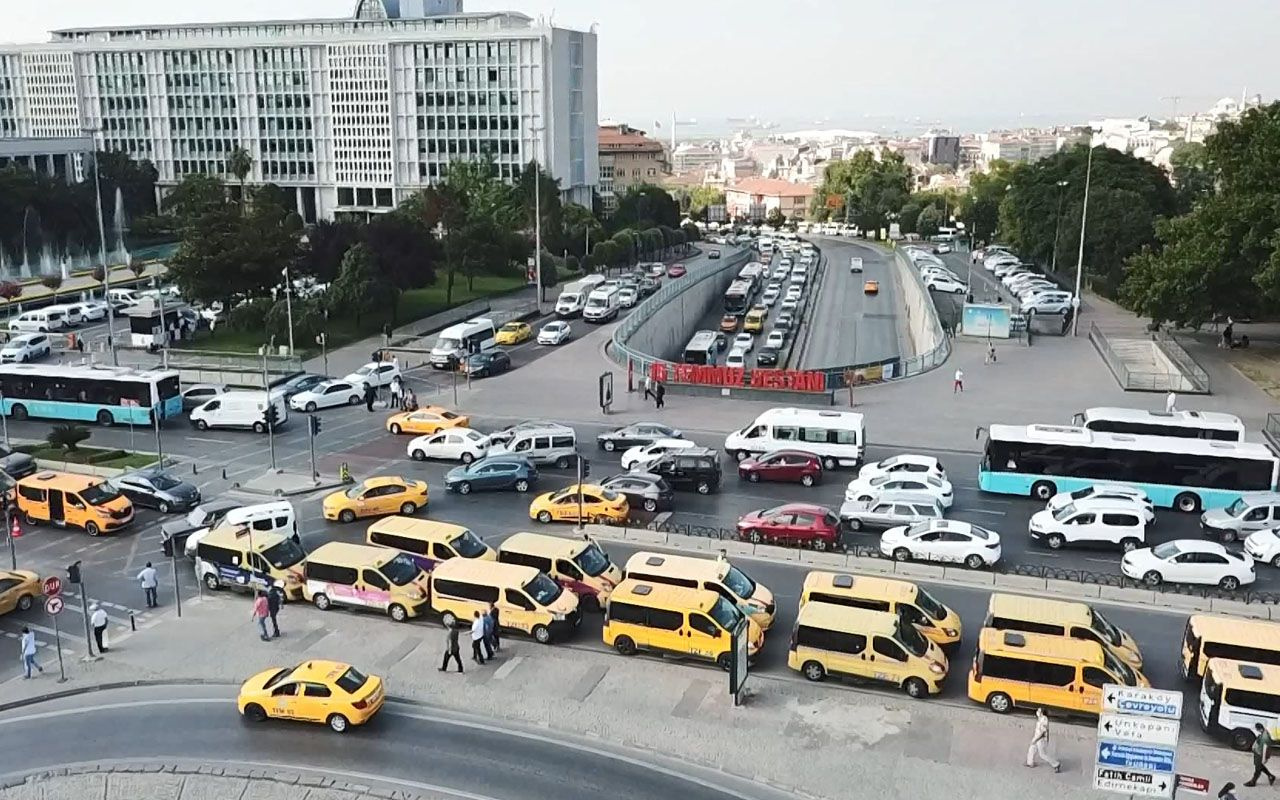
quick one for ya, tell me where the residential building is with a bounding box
[724,177,813,222]
[0,0,598,221]
[597,122,666,213]
[924,133,960,168]
[671,141,720,173]
[979,134,1061,168]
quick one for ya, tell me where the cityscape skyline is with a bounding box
[6,0,1279,135]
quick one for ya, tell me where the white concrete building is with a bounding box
[0,0,598,221]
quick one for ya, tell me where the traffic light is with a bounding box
[262,404,281,431]
[67,561,82,584]
[308,415,321,436]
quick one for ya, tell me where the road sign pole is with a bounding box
[308,422,318,481]
[77,573,94,658]
[51,610,66,682]
[170,539,182,619]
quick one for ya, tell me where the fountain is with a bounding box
[20,206,41,279]
[112,186,131,265]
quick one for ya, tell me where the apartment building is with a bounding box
[598,122,666,213]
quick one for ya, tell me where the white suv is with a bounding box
[1028,503,1147,551]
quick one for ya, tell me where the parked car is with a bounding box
[289,380,362,412]
[0,445,37,480]
[925,276,967,294]
[880,519,1002,569]
[444,455,538,495]
[596,422,682,452]
[407,427,491,463]
[111,467,201,513]
[461,350,512,378]
[1121,539,1254,590]
[708,250,721,260]
[667,264,687,278]
[277,373,329,401]
[600,472,674,513]
[736,503,840,550]
[737,450,823,486]
[494,321,532,345]
[160,499,242,553]
[0,333,51,363]
[79,300,110,322]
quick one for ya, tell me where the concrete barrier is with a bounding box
[1042,582,1103,600]
[1099,585,1163,606]
[846,556,897,575]
[940,568,996,587]
[33,458,140,478]
[888,562,948,581]
[893,248,943,360]
[1211,598,1269,619]
[618,249,750,362]
[799,551,852,569]
[992,574,1049,592]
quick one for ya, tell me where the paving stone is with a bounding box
[239,781,301,800]
[107,772,183,800]
[176,775,250,800]
[40,774,108,800]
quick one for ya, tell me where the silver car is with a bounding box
[839,490,944,532]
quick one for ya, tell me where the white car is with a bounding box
[725,347,748,368]
[772,266,789,281]
[779,297,799,314]
[733,332,755,352]
[0,333,51,363]
[620,438,697,471]
[858,454,947,483]
[761,288,780,307]
[984,255,1020,271]
[880,519,1002,569]
[1244,529,1280,568]
[1028,503,1148,552]
[925,276,967,294]
[845,473,953,509]
[765,330,786,349]
[538,321,572,345]
[343,361,401,389]
[935,243,952,254]
[1023,294,1075,315]
[289,380,362,411]
[993,262,1030,279]
[79,300,110,322]
[408,427,490,463]
[1121,539,1254,590]
[1047,484,1153,522]
[784,285,803,301]
[778,257,794,269]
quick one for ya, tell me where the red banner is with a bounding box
[650,363,826,393]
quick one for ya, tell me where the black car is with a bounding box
[110,468,201,513]
[756,347,779,367]
[600,472,674,513]
[596,422,683,452]
[464,350,512,378]
[278,373,329,400]
[645,448,722,495]
[639,277,660,297]
[160,499,241,551]
[712,331,728,352]
[0,445,36,480]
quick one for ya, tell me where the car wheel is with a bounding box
[716,653,733,672]
[313,593,331,610]
[603,440,617,452]
[411,449,426,461]
[893,547,911,562]
[388,603,408,622]
[390,423,402,434]
[1175,492,1201,513]
[1142,570,1163,587]
[253,422,266,434]
[338,509,356,523]
[643,498,657,512]
[1272,554,1280,570]
[813,538,828,552]
[735,450,751,462]
[555,456,571,469]
[461,451,475,464]
[1220,575,1242,592]
[157,500,170,514]
[987,692,1013,714]
[16,594,33,612]
[96,409,114,426]
[327,713,350,734]
[1031,480,1057,501]
[400,502,417,515]
[515,479,531,493]
[305,402,317,412]
[847,518,862,532]
[964,554,985,570]
[457,482,472,495]
[349,395,361,405]
[243,703,267,723]
[1046,533,1065,550]
[1232,728,1257,751]
[1121,538,1141,553]
[533,625,552,644]
[195,419,208,430]
[696,481,712,495]
[1221,529,1238,544]
[85,521,100,537]
[746,471,760,483]
[537,510,553,524]
[903,677,928,699]
[801,474,816,487]
[802,660,826,682]
[822,457,838,471]
[203,573,220,591]
[23,511,37,527]
[748,529,763,544]
[614,635,637,656]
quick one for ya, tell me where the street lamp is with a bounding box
[1050,180,1069,274]
[530,125,546,315]
[82,127,118,366]
[281,265,295,356]
[1072,146,1095,337]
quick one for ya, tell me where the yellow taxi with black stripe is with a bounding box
[495,321,533,345]
[386,406,470,435]
[237,660,385,733]
[529,484,629,525]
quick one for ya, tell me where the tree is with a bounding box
[1168,142,1214,211]
[299,219,360,284]
[609,185,680,233]
[46,423,90,452]
[39,274,63,302]
[681,222,701,243]
[917,206,944,238]
[0,281,22,317]
[956,161,1013,244]
[516,162,565,256]
[765,208,786,229]
[562,202,602,258]
[91,265,106,283]
[225,147,254,213]
[811,151,912,232]
[681,186,726,220]
[365,211,438,320]
[327,244,392,327]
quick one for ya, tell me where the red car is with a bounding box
[736,503,840,550]
[738,450,823,487]
[667,263,687,278]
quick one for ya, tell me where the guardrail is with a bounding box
[1154,328,1211,393]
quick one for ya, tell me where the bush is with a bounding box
[87,448,128,464]
[229,297,272,332]
[46,424,91,452]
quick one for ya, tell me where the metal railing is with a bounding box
[1089,322,1209,393]
[1154,328,1211,393]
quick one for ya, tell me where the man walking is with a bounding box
[19,627,42,678]
[482,603,497,659]
[953,368,964,394]
[363,381,377,413]
[251,592,271,643]
[1026,708,1061,772]
[90,604,109,654]
[643,374,654,401]
[1245,722,1276,786]
[136,561,158,608]
[655,382,666,410]
[390,375,404,410]
[266,582,284,638]
[438,621,463,673]
[488,604,501,653]
[470,611,487,664]
[985,343,997,365]
[1166,391,1177,413]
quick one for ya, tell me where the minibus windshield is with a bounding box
[915,587,947,622]
[573,543,612,577]
[709,596,742,631]
[722,565,756,600]
[381,554,422,586]
[1090,609,1124,647]
[81,483,122,506]
[524,573,564,605]
[895,620,929,657]
[262,538,306,569]
[449,530,488,558]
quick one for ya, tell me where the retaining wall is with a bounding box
[618,249,751,362]
[893,247,943,359]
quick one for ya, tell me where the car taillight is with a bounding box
[352,698,369,710]
[986,541,1000,549]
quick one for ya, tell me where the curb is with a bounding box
[0,677,237,715]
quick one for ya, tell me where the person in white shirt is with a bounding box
[469,611,487,664]
[20,627,42,678]
[1026,707,1061,772]
[90,605,109,654]
[953,369,964,394]
[1166,392,1177,413]
[137,562,159,609]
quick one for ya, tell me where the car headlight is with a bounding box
[929,662,945,675]
[941,627,958,638]
[552,612,566,621]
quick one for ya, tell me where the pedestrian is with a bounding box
[1223,322,1235,349]
[390,375,404,410]
[655,382,666,410]
[953,368,964,394]
[364,382,377,413]
[438,621,463,673]
[1219,782,1239,800]
[1166,391,1177,413]
[91,604,109,654]
[251,592,271,643]
[404,387,418,412]
[488,603,501,652]
[470,610,487,664]
[643,374,654,401]
[136,561,158,608]
[382,322,393,347]
[985,343,997,365]
[266,581,283,638]
[1246,723,1276,786]
[481,603,496,660]
[19,627,42,679]
[1025,708,1061,772]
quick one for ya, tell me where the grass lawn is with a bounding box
[19,445,157,470]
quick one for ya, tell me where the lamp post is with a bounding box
[281,266,295,356]
[83,128,118,366]
[1050,180,1069,274]
[1072,146,1095,337]
[530,125,546,314]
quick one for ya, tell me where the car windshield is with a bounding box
[573,542,612,577]
[380,553,423,586]
[335,666,369,694]
[1152,541,1183,559]
[344,485,367,499]
[436,338,461,350]
[81,483,121,506]
[355,365,376,376]
[709,596,743,631]
[895,618,930,657]
[1069,487,1093,500]
[1051,503,1078,521]
[1090,608,1123,646]
[1103,648,1138,685]
[722,565,756,600]
[449,530,489,558]
[523,573,563,605]
[1227,498,1248,516]
[500,323,522,332]
[915,587,947,621]
[261,538,306,569]
[262,666,293,690]
[149,474,181,491]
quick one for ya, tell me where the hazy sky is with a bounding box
[7,0,1279,131]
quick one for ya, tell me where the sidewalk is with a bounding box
[0,592,1259,800]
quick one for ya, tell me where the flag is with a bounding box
[653,120,662,129]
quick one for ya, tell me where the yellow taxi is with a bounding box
[719,314,739,333]
[323,476,429,523]
[743,307,767,333]
[385,406,470,435]
[495,321,533,345]
[529,483,629,525]
[237,660,385,734]
[0,570,40,615]
[864,280,880,295]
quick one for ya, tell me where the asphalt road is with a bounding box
[796,237,902,369]
[0,684,792,800]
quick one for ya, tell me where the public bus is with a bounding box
[724,280,755,316]
[1073,407,1246,442]
[0,363,182,426]
[978,423,1279,512]
[682,330,719,365]
[738,263,765,289]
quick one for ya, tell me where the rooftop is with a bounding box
[598,125,665,152]
[726,178,815,198]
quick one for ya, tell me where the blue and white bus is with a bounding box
[1073,407,1246,443]
[978,423,1279,513]
[0,363,182,426]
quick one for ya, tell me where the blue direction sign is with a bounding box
[1097,742,1176,774]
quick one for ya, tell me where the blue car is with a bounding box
[445,455,538,495]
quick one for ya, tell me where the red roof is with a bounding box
[726,178,814,198]
[599,125,664,152]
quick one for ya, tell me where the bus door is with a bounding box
[48,490,66,524]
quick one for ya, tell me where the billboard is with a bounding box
[961,303,1013,339]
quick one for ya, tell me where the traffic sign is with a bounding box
[1176,775,1210,795]
[1102,686,1183,720]
[1097,742,1176,773]
[44,595,64,615]
[42,576,62,596]
[1094,766,1174,798]
[1097,713,1181,748]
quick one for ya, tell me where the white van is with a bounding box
[189,390,288,433]
[107,288,140,308]
[725,347,748,368]
[8,309,66,333]
[47,304,83,327]
[556,281,586,318]
[578,274,606,293]
[184,500,300,557]
[724,408,865,469]
[430,317,496,368]
[488,423,580,468]
[583,285,622,323]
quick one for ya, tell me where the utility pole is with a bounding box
[1051,180,1069,274]
[4,499,15,570]
[281,266,295,356]
[316,332,328,376]
[152,406,164,466]
[308,415,320,481]
[575,457,585,532]
[1072,145,1095,337]
[68,561,93,657]
[83,131,119,366]
[531,125,546,314]
[260,348,277,469]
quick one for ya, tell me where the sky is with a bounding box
[7,0,1280,133]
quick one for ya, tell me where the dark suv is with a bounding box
[646,448,722,495]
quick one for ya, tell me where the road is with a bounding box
[0,684,791,800]
[796,237,902,369]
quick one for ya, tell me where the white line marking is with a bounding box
[185,437,235,445]
[492,655,524,681]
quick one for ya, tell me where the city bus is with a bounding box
[978,423,1279,512]
[738,263,765,289]
[0,363,182,426]
[682,330,719,365]
[724,280,755,316]
[1073,407,1246,442]
[1183,614,1280,680]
